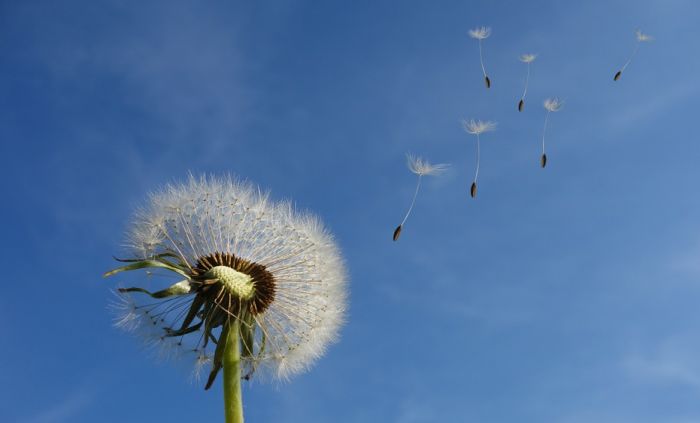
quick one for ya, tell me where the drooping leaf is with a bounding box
[104,259,190,279]
[118,279,192,298]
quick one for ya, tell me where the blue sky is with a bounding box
[2,0,700,422]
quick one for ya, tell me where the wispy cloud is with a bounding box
[19,388,93,423]
[33,2,255,162]
[395,397,437,423]
[606,79,699,133]
[623,336,700,390]
[667,240,700,276]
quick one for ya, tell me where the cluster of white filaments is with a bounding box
[113,175,347,381]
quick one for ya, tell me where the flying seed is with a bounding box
[393,225,402,241]
[540,98,562,169]
[613,30,652,82]
[469,26,492,89]
[518,54,536,111]
[392,154,448,242]
[462,119,496,198]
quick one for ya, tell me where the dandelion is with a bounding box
[462,119,497,198]
[469,26,492,88]
[393,154,449,241]
[518,54,537,111]
[614,29,653,81]
[104,175,347,423]
[540,98,563,168]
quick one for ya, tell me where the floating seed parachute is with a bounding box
[392,154,449,241]
[469,26,492,88]
[518,54,537,111]
[614,30,653,81]
[462,119,497,198]
[540,98,563,168]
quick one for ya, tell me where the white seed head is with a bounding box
[462,119,497,135]
[469,26,491,40]
[118,174,348,382]
[520,53,537,63]
[544,97,563,112]
[406,154,449,176]
[636,30,653,42]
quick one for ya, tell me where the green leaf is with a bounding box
[103,259,190,279]
[118,279,192,298]
[205,323,229,390]
[240,312,256,359]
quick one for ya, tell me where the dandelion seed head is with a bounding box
[406,154,449,176]
[462,119,497,135]
[111,174,348,383]
[544,98,563,112]
[469,26,491,40]
[520,53,537,63]
[636,30,653,42]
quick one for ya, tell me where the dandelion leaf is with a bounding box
[118,279,191,298]
[104,259,190,279]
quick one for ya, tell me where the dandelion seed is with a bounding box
[518,54,537,111]
[614,29,653,81]
[104,175,347,423]
[393,154,448,241]
[469,26,492,88]
[462,119,496,197]
[541,98,563,168]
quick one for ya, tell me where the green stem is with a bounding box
[223,320,244,423]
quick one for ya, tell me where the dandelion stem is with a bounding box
[621,42,640,73]
[478,39,487,77]
[521,63,530,100]
[223,320,244,423]
[542,111,550,154]
[474,134,481,183]
[400,175,422,226]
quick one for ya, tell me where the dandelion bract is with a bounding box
[105,175,347,423]
[393,154,449,241]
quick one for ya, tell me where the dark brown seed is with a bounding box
[470,182,478,198]
[393,225,402,241]
[541,153,547,168]
[614,70,622,81]
[518,99,524,112]
[484,76,491,88]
